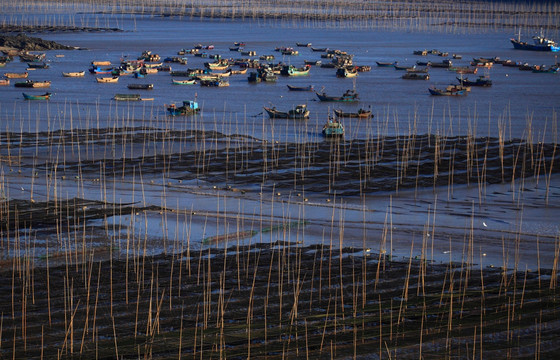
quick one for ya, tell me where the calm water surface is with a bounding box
[0,16,558,142]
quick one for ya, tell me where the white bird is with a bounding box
[482,222,487,227]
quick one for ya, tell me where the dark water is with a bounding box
[0,15,558,143]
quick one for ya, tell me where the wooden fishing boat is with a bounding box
[376,61,397,67]
[296,42,312,47]
[166,100,200,116]
[23,92,51,100]
[259,54,275,61]
[89,67,113,74]
[446,84,471,93]
[356,65,371,72]
[304,60,322,66]
[452,54,463,59]
[62,71,85,77]
[281,65,311,76]
[200,79,229,87]
[281,49,299,56]
[240,50,256,56]
[92,61,111,66]
[172,78,197,85]
[405,67,429,73]
[333,108,372,119]
[531,65,559,73]
[311,47,328,52]
[263,104,309,120]
[113,93,142,101]
[26,62,49,69]
[127,83,154,90]
[0,62,6,68]
[0,78,9,86]
[5,72,29,79]
[234,42,246,47]
[394,64,415,71]
[428,86,467,96]
[287,84,314,91]
[402,72,429,80]
[336,66,358,78]
[96,76,119,83]
[413,50,428,56]
[322,120,344,137]
[204,60,229,70]
[457,76,492,86]
[416,60,431,66]
[315,89,359,102]
[14,80,51,88]
[229,68,248,75]
[430,60,453,68]
[450,66,478,74]
[471,61,493,68]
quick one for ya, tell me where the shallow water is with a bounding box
[0,15,558,142]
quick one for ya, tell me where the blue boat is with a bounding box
[23,92,51,100]
[511,34,559,52]
[167,100,200,116]
[322,119,344,137]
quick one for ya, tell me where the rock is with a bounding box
[0,33,75,51]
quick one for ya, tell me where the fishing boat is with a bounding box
[62,71,85,77]
[22,92,51,100]
[166,100,200,116]
[311,47,328,52]
[531,65,559,73]
[113,93,142,101]
[204,60,229,70]
[296,42,312,47]
[333,108,372,119]
[5,72,29,79]
[26,62,49,69]
[0,78,8,86]
[14,80,51,88]
[230,68,248,75]
[200,79,229,87]
[127,83,154,90]
[430,60,452,68]
[394,64,415,71]
[315,89,359,102]
[322,119,344,137]
[0,62,7,68]
[281,65,311,76]
[304,60,322,66]
[413,50,428,56]
[356,65,371,72]
[247,72,261,83]
[428,86,467,96]
[336,66,358,78]
[89,67,113,74]
[416,61,431,66]
[281,49,299,56]
[402,72,430,80]
[172,78,197,85]
[263,104,310,119]
[457,76,492,86]
[287,84,314,91]
[96,76,119,83]
[511,32,560,52]
[450,66,478,74]
[376,61,397,67]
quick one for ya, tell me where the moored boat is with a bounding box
[322,119,344,137]
[22,92,51,100]
[281,65,311,76]
[531,65,559,73]
[510,33,560,52]
[296,42,312,47]
[127,83,154,90]
[166,100,200,116]
[315,89,359,102]
[96,76,119,83]
[263,104,309,119]
[0,78,9,86]
[92,61,111,66]
[4,72,28,78]
[336,66,358,78]
[172,79,197,85]
[62,71,85,77]
[14,80,51,88]
[333,108,372,119]
[376,61,397,67]
[200,79,229,87]
[26,62,49,69]
[457,76,492,86]
[113,93,142,101]
[287,84,314,91]
[402,72,429,80]
[428,86,467,96]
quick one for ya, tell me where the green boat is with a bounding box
[23,92,51,100]
[281,65,311,76]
